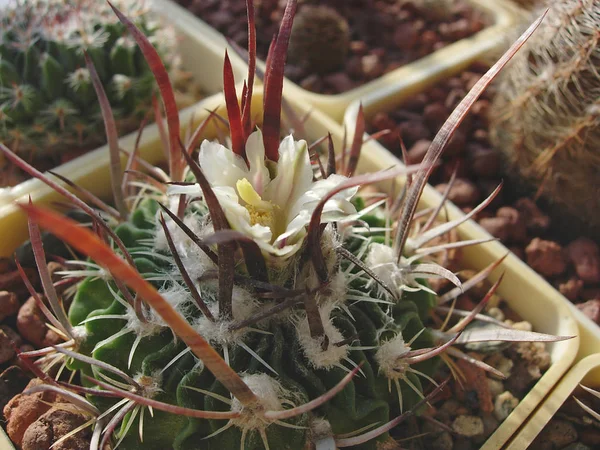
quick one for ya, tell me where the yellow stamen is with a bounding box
[236,178,276,228]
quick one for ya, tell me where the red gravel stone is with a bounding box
[525,238,567,277]
[577,299,600,324]
[567,238,600,284]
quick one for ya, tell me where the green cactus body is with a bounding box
[65,195,439,450]
[490,0,600,234]
[287,5,350,75]
[0,0,177,157]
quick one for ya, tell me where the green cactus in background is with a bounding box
[287,5,350,75]
[0,0,178,158]
[1,3,567,450]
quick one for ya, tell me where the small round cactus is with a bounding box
[490,0,600,234]
[0,0,178,158]
[287,5,350,75]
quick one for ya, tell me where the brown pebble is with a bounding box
[400,120,431,144]
[505,358,538,397]
[402,93,428,111]
[0,291,20,322]
[3,379,59,447]
[580,426,600,447]
[531,419,578,450]
[577,299,600,324]
[423,102,449,132]
[371,112,396,132]
[393,22,418,51]
[496,207,527,244]
[0,326,22,364]
[22,404,91,450]
[436,178,480,207]
[467,144,500,178]
[567,238,600,284]
[0,268,37,296]
[525,238,567,277]
[17,296,62,348]
[582,287,600,300]
[0,366,31,418]
[559,277,584,301]
[514,198,550,233]
[479,216,511,242]
[361,54,384,80]
[323,72,355,93]
[444,128,468,156]
[407,139,431,164]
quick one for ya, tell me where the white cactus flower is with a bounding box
[175,129,358,258]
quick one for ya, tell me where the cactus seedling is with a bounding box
[490,0,600,234]
[0,2,567,449]
[0,0,180,162]
[287,5,350,75]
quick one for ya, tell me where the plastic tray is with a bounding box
[507,353,600,449]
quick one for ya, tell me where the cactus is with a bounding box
[490,0,600,234]
[0,3,567,450]
[0,0,179,158]
[287,5,350,75]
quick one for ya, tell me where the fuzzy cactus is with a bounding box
[287,5,350,75]
[0,3,566,450]
[490,0,600,234]
[0,0,179,158]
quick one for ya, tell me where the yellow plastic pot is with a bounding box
[507,353,600,449]
[0,90,579,449]
[161,0,523,123]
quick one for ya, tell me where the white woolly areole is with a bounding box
[193,286,259,345]
[125,283,193,338]
[296,226,341,292]
[319,271,348,306]
[309,417,334,441]
[153,213,217,283]
[70,325,88,343]
[134,371,163,399]
[230,373,292,431]
[375,333,411,379]
[366,242,410,299]
[296,302,348,369]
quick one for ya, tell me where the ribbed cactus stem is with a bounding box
[491,0,600,233]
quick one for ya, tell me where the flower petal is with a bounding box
[264,136,313,212]
[198,140,249,188]
[245,129,270,195]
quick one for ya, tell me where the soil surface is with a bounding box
[367,62,600,326]
[531,388,600,450]
[176,0,488,95]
